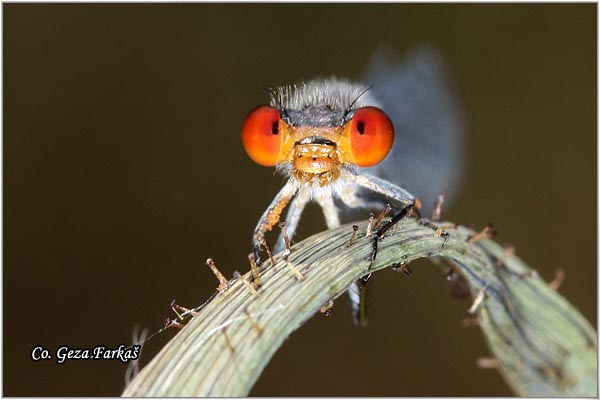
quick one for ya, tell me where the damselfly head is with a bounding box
[241,80,395,185]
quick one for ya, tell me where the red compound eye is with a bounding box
[241,106,282,167]
[348,107,394,167]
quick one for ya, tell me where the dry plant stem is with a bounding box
[122,219,597,397]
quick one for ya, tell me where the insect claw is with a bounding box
[391,261,412,276]
[278,221,293,254]
[368,235,379,270]
[368,200,418,268]
[440,230,450,247]
[253,245,263,267]
[248,253,263,287]
[256,235,275,267]
[377,200,418,238]
[320,299,334,317]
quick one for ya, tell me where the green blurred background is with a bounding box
[4,3,596,396]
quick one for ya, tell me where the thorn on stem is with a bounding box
[468,285,488,314]
[164,318,184,330]
[549,268,566,290]
[171,300,198,318]
[431,192,446,222]
[285,258,305,281]
[244,308,264,335]
[476,357,498,369]
[206,258,230,292]
[468,224,497,244]
[373,204,392,229]
[233,271,260,298]
[495,244,516,267]
[278,222,304,281]
[366,212,376,237]
[222,326,235,353]
[347,225,359,247]
[461,317,480,327]
[495,245,539,278]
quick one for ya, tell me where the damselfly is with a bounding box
[241,47,464,325]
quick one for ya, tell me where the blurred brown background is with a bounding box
[4,3,596,396]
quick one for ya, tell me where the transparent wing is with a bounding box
[361,46,466,212]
